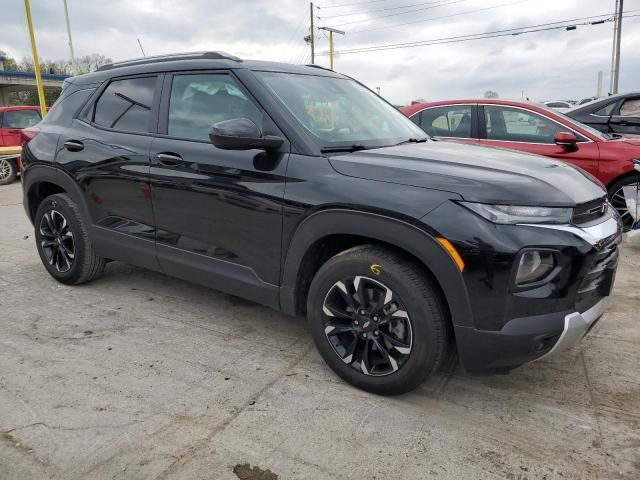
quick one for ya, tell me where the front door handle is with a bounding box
[64,140,84,152]
[8,129,20,134]
[156,152,183,166]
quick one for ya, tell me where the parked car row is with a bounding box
[401,99,640,231]
[0,106,42,185]
[18,52,624,394]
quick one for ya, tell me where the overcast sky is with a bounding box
[1,0,639,104]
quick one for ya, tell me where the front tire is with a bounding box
[608,174,639,231]
[307,245,448,395]
[34,194,106,285]
[0,158,17,185]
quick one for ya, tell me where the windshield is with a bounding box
[538,104,609,140]
[256,72,427,149]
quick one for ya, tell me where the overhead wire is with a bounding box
[319,0,459,20]
[327,0,466,27]
[348,0,528,34]
[317,12,629,55]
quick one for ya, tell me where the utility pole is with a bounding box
[310,2,315,64]
[23,0,47,117]
[597,70,603,97]
[62,0,76,75]
[318,26,345,70]
[609,0,624,94]
[611,0,624,94]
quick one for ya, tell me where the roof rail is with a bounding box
[97,51,242,71]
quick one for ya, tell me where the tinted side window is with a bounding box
[3,110,41,128]
[420,106,472,138]
[485,106,565,144]
[594,102,617,116]
[620,98,640,117]
[168,73,263,141]
[44,88,96,126]
[93,77,156,133]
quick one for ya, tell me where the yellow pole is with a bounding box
[329,31,334,70]
[24,0,47,118]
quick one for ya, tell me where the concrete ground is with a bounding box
[0,180,639,480]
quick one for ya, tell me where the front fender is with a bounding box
[279,208,473,329]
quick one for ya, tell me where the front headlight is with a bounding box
[460,202,573,224]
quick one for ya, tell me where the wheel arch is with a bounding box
[23,164,90,226]
[280,209,473,329]
[606,168,640,190]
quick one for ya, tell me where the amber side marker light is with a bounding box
[435,237,465,272]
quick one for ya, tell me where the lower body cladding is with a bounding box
[425,203,623,374]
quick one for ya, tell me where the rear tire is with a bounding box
[34,194,106,285]
[608,174,640,232]
[307,245,448,395]
[0,158,17,185]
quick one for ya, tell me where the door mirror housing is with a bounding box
[554,131,578,152]
[209,118,284,151]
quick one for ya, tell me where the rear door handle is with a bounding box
[8,129,20,134]
[156,152,183,166]
[64,140,84,152]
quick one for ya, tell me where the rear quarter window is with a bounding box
[44,87,96,126]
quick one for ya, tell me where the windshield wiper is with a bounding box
[395,137,429,145]
[321,144,368,153]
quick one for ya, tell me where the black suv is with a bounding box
[22,52,622,395]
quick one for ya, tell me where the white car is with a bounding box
[542,100,573,113]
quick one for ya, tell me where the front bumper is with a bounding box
[424,202,622,374]
[535,296,610,361]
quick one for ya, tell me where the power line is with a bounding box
[318,12,623,55]
[348,0,528,34]
[319,0,455,19]
[327,0,466,27]
[319,0,393,10]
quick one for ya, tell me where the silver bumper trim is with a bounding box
[536,296,611,361]
[519,216,620,246]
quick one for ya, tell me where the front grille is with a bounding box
[575,236,620,311]
[572,197,607,225]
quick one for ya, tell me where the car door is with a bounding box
[1,109,41,146]
[609,96,640,135]
[479,104,600,178]
[148,71,289,308]
[413,105,479,144]
[55,74,161,270]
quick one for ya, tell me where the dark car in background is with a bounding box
[20,52,621,394]
[566,92,640,136]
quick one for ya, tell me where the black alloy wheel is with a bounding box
[322,275,413,376]
[39,209,75,273]
[609,178,639,231]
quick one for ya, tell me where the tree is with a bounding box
[75,54,112,74]
[0,50,19,70]
[484,90,499,99]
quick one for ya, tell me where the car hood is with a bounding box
[328,141,605,206]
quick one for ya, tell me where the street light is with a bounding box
[318,26,345,71]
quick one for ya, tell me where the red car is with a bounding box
[401,99,640,230]
[0,106,42,185]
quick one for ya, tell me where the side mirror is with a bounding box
[209,118,284,151]
[554,131,578,152]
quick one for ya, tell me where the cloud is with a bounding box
[1,0,638,104]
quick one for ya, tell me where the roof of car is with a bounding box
[399,99,555,116]
[69,51,345,85]
[0,106,42,112]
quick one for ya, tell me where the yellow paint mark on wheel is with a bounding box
[370,264,381,275]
